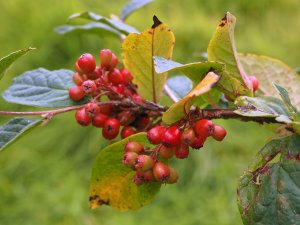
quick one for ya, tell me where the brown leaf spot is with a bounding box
[152,15,162,29]
[219,14,227,27]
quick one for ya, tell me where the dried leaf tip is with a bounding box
[152,15,162,28]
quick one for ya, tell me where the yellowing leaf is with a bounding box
[89,133,160,211]
[122,16,175,103]
[162,72,220,124]
[207,12,252,93]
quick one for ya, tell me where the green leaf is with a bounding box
[120,0,154,21]
[0,117,42,152]
[162,72,220,124]
[68,11,139,34]
[0,47,35,80]
[122,16,175,103]
[89,132,160,211]
[55,23,121,36]
[207,12,252,91]
[165,75,193,102]
[234,96,291,121]
[239,53,300,109]
[273,83,298,115]
[2,68,89,108]
[237,135,300,225]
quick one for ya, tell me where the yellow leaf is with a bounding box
[122,16,175,103]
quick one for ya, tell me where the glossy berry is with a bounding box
[121,126,136,139]
[181,128,196,146]
[108,68,123,85]
[102,118,120,140]
[122,152,138,168]
[147,125,166,145]
[166,168,179,184]
[109,53,118,70]
[120,68,133,84]
[77,53,96,74]
[135,170,154,183]
[85,102,100,118]
[82,80,97,95]
[72,73,84,85]
[190,135,206,149]
[100,49,113,68]
[136,116,150,130]
[74,62,83,74]
[92,113,108,128]
[98,104,112,115]
[162,126,181,147]
[153,162,170,182]
[248,75,259,92]
[132,94,144,104]
[194,119,215,138]
[75,108,91,126]
[69,86,85,101]
[212,125,227,141]
[159,145,175,159]
[124,141,144,154]
[175,143,190,159]
[134,155,154,172]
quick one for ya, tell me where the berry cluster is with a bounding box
[123,119,227,186]
[69,50,148,140]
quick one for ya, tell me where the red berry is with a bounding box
[102,118,120,140]
[92,113,108,128]
[69,86,85,101]
[132,94,144,103]
[120,68,133,84]
[121,126,136,139]
[98,104,112,115]
[82,80,97,95]
[74,62,83,74]
[147,125,166,145]
[135,170,154,183]
[135,155,154,172]
[153,162,170,182]
[122,152,138,168]
[194,119,214,138]
[109,53,118,70]
[162,126,181,147]
[166,168,179,184]
[118,111,135,126]
[75,108,91,126]
[108,68,123,85]
[248,75,259,92]
[77,53,96,74]
[113,84,126,95]
[136,116,150,130]
[72,73,84,86]
[85,102,100,118]
[181,128,196,146]
[190,135,206,149]
[100,49,113,68]
[175,143,189,159]
[159,145,175,159]
[212,125,227,141]
[87,69,100,80]
[124,141,144,154]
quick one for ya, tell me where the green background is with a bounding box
[0,0,299,224]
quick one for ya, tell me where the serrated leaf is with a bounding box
[164,75,193,102]
[68,11,139,34]
[207,12,252,91]
[237,135,300,225]
[239,53,300,109]
[120,0,154,21]
[0,47,35,80]
[122,17,175,103]
[89,132,160,211]
[2,68,89,108]
[162,72,220,124]
[55,23,121,36]
[0,117,42,152]
[234,96,291,119]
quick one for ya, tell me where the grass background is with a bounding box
[0,0,299,224]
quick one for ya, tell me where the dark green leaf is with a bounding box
[239,53,300,109]
[68,11,139,34]
[89,132,160,211]
[120,0,154,21]
[165,75,193,102]
[0,47,35,80]
[55,23,121,36]
[0,117,42,152]
[2,68,89,108]
[273,83,298,115]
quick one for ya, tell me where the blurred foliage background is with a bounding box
[0,0,299,224]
